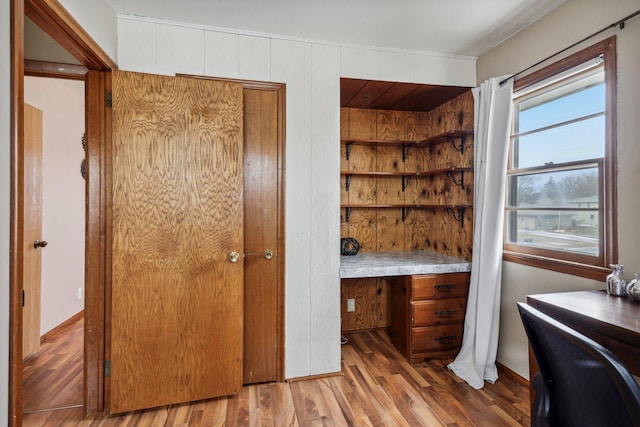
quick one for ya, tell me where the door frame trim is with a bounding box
[180,74,287,383]
[10,0,113,424]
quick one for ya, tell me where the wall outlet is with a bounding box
[77,287,83,300]
[347,298,356,312]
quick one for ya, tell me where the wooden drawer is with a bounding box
[412,298,466,327]
[412,273,469,300]
[412,324,463,353]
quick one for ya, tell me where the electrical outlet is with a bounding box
[77,287,83,300]
[347,298,356,312]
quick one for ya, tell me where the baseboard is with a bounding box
[40,310,84,344]
[497,361,529,387]
[286,371,343,382]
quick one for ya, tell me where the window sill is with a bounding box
[502,251,610,281]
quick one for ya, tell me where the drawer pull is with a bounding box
[434,334,457,345]
[434,284,456,292]
[434,309,456,318]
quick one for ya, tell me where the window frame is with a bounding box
[503,37,617,281]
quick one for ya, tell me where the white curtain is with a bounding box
[448,76,513,389]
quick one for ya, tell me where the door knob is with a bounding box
[34,240,48,249]
[228,251,240,263]
[264,249,274,260]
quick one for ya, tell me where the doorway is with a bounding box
[22,75,86,414]
[11,2,286,422]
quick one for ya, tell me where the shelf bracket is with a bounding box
[402,144,410,162]
[402,175,412,192]
[402,207,412,222]
[447,135,466,154]
[344,207,352,223]
[345,174,353,192]
[445,207,466,227]
[446,170,464,189]
[345,141,354,161]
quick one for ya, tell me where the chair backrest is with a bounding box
[517,302,640,427]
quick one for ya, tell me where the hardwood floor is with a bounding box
[22,313,84,414]
[23,319,530,426]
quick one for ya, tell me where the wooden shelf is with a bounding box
[340,128,473,225]
[340,167,471,177]
[415,130,473,150]
[340,138,416,146]
[341,167,472,191]
[341,204,472,224]
[341,130,472,160]
[341,204,472,209]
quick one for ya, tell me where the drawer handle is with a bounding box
[434,284,456,292]
[434,309,456,318]
[435,334,457,345]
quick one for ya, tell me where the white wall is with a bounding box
[117,15,477,378]
[1,0,11,421]
[24,77,85,335]
[477,0,640,379]
[58,0,118,62]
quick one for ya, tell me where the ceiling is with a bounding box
[109,0,566,57]
[341,79,469,112]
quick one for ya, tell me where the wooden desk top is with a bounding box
[528,290,640,374]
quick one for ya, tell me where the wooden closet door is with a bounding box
[110,71,244,413]
[243,88,279,383]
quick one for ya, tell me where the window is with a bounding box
[503,37,617,280]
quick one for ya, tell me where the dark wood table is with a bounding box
[527,290,640,412]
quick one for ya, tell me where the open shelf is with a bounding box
[341,204,472,224]
[341,167,472,191]
[341,130,473,160]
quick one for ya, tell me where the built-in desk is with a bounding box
[527,290,640,415]
[340,251,472,362]
[340,251,471,279]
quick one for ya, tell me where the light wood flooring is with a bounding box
[23,316,530,426]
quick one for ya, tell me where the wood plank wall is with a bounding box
[341,90,474,332]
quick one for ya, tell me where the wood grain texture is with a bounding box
[23,313,84,413]
[243,88,278,384]
[377,277,392,328]
[110,71,244,413]
[406,209,429,251]
[23,324,531,426]
[22,103,43,359]
[348,144,377,172]
[341,278,379,331]
[340,108,349,138]
[348,108,376,140]
[376,110,404,140]
[340,97,474,260]
[348,208,376,253]
[85,69,110,415]
[376,208,404,252]
[340,208,350,240]
[10,3,26,425]
[404,112,418,141]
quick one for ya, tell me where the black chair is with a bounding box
[517,302,640,427]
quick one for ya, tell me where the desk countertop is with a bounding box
[339,251,471,279]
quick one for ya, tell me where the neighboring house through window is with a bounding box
[503,37,617,280]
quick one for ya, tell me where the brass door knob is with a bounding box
[228,251,240,263]
[264,249,274,260]
[34,240,48,249]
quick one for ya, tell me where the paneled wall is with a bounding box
[341,91,474,331]
[115,16,476,379]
